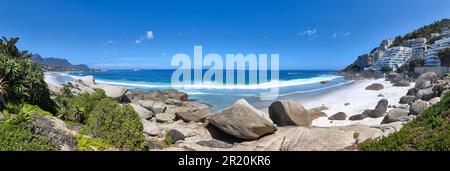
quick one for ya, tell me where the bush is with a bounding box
[57,89,107,123]
[75,135,114,151]
[359,92,450,151]
[83,98,147,151]
[0,121,57,151]
[164,133,174,145]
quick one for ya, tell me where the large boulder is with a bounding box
[407,88,420,96]
[349,109,371,121]
[141,119,160,136]
[416,88,435,101]
[381,109,409,124]
[268,101,312,126]
[76,76,96,86]
[67,81,95,94]
[138,100,167,114]
[328,112,347,120]
[365,83,384,91]
[429,97,441,105]
[91,84,128,100]
[399,95,417,104]
[368,99,388,118]
[155,113,176,123]
[208,99,277,140]
[410,100,429,115]
[130,103,153,120]
[415,72,437,89]
[165,90,188,101]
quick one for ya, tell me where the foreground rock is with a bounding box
[329,112,347,120]
[142,119,160,136]
[368,99,388,118]
[365,83,384,91]
[399,95,417,104]
[268,101,320,126]
[381,109,409,124]
[91,84,128,100]
[31,115,77,151]
[410,100,429,115]
[393,80,411,87]
[175,111,210,122]
[130,104,153,120]
[415,72,437,89]
[229,123,404,151]
[208,99,277,140]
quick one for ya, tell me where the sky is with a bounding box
[0,0,449,70]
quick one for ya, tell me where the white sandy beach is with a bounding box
[301,78,414,127]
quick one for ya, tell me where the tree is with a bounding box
[392,36,404,47]
[438,47,450,67]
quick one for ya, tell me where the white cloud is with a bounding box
[135,37,144,44]
[105,40,118,44]
[298,29,317,36]
[331,33,337,39]
[146,30,154,39]
[341,32,351,36]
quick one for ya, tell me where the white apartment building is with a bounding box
[424,37,450,67]
[369,46,412,71]
[402,38,427,60]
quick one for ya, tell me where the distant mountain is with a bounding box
[31,54,92,71]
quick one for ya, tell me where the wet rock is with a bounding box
[329,112,347,120]
[368,99,388,118]
[365,83,384,91]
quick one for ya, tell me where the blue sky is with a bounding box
[0,0,449,70]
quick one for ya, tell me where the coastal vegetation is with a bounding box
[0,37,147,151]
[359,92,450,151]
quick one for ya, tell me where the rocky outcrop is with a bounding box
[31,116,77,151]
[76,76,96,86]
[381,109,409,124]
[91,84,128,100]
[415,72,437,89]
[407,88,419,96]
[138,100,167,114]
[329,112,347,120]
[365,83,384,91]
[165,90,188,101]
[416,88,435,101]
[368,99,388,118]
[208,99,277,140]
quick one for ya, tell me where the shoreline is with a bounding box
[44,71,413,127]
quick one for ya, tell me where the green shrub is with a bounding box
[83,98,147,151]
[20,104,53,117]
[0,121,57,151]
[75,135,114,151]
[359,92,450,151]
[164,133,174,145]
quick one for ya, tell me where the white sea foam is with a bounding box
[89,75,343,90]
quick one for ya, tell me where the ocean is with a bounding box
[49,69,352,111]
